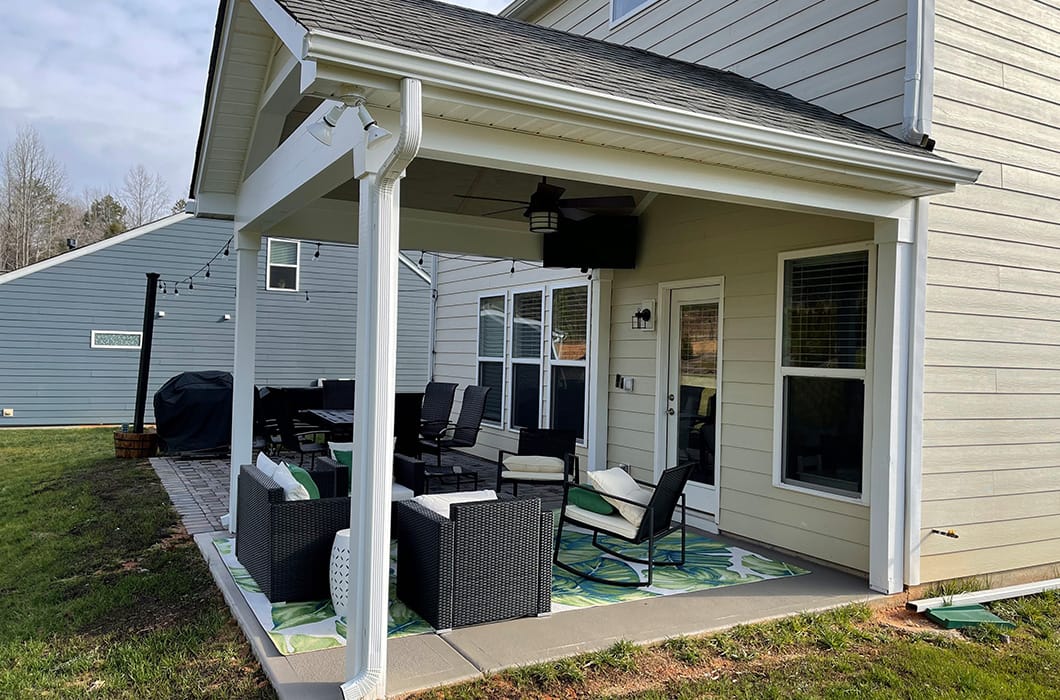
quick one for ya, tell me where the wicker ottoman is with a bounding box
[329,528,352,615]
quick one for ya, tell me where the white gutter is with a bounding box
[303,32,979,193]
[342,77,423,700]
[908,578,1060,613]
[903,0,935,144]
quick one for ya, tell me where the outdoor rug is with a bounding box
[213,528,808,655]
[212,537,430,656]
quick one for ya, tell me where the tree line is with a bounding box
[0,126,186,273]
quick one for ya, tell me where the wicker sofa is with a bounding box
[235,462,349,603]
[393,496,553,630]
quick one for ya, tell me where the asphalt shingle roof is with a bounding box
[277,0,935,159]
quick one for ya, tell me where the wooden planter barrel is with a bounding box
[114,431,158,459]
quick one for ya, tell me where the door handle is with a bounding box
[666,407,675,416]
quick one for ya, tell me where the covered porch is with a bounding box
[190,0,977,696]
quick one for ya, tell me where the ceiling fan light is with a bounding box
[529,208,559,234]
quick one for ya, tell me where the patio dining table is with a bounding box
[301,393,425,456]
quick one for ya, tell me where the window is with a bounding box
[91,330,142,349]
[550,286,588,439]
[477,295,506,423]
[266,239,300,290]
[776,247,871,499]
[510,291,543,429]
[611,0,656,24]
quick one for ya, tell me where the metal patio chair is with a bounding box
[419,381,457,440]
[419,385,490,492]
[496,427,579,496]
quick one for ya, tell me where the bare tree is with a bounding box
[120,164,170,228]
[0,126,71,271]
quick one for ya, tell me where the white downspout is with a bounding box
[428,253,438,381]
[903,0,935,145]
[342,77,422,700]
[904,196,929,586]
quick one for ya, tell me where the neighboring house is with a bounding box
[0,213,432,426]
[498,0,1060,598]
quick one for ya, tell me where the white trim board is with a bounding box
[0,213,192,287]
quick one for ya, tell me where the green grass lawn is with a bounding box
[0,428,272,699]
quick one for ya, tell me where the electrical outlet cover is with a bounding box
[2,408,13,417]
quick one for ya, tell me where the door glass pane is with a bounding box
[512,291,542,358]
[677,302,718,486]
[510,363,540,429]
[478,361,503,423]
[782,375,864,495]
[550,365,585,439]
[551,286,588,361]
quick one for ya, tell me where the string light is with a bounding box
[223,243,230,257]
[314,243,321,259]
[418,250,424,266]
[205,264,211,278]
[188,278,194,290]
[510,259,516,274]
[173,284,180,296]
[305,290,310,302]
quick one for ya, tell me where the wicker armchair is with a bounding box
[235,462,349,603]
[393,497,553,631]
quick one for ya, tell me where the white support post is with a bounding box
[228,229,261,534]
[586,270,612,472]
[343,78,421,700]
[869,217,914,593]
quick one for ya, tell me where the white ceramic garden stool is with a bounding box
[329,528,352,616]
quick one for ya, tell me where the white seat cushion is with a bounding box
[564,504,639,539]
[413,489,497,519]
[501,469,565,482]
[502,455,565,473]
[589,468,651,526]
[391,482,414,502]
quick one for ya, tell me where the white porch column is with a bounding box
[228,229,261,534]
[869,216,914,593]
[344,79,422,700]
[586,269,613,472]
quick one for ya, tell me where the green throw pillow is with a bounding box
[568,486,615,515]
[334,450,353,468]
[284,463,320,500]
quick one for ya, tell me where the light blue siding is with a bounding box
[0,215,430,426]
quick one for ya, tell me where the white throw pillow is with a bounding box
[254,452,309,500]
[588,468,652,526]
[413,489,497,519]
[502,454,565,474]
[255,451,281,478]
[328,441,354,460]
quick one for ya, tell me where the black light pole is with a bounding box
[133,272,161,434]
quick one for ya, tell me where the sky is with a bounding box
[0,0,509,203]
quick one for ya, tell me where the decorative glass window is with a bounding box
[477,295,506,424]
[510,291,543,430]
[611,0,657,24]
[777,248,871,498]
[266,238,300,291]
[91,330,142,349]
[549,286,589,439]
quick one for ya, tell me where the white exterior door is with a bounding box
[664,285,721,515]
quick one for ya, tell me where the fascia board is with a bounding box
[304,31,981,194]
[0,214,193,286]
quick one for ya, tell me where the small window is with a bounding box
[477,295,506,423]
[777,248,871,498]
[267,239,300,291]
[91,330,142,349]
[611,0,656,24]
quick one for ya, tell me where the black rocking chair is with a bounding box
[554,462,693,587]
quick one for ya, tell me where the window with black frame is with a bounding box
[779,249,870,497]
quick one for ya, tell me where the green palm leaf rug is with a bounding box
[213,528,807,656]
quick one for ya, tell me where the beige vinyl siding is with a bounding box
[919,0,1060,582]
[608,196,874,572]
[523,0,907,133]
[431,257,591,462]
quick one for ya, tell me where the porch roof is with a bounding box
[278,0,927,159]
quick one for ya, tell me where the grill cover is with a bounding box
[153,371,233,454]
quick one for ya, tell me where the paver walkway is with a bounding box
[150,456,229,534]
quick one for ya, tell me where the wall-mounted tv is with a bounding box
[542,215,639,270]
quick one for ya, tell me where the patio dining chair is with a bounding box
[496,427,578,497]
[419,381,457,440]
[419,385,490,492]
[554,462,693,587]
[274,388,329,468]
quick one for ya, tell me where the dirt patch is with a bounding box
[872,605,961,639]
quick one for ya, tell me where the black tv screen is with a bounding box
[542,215,638,269]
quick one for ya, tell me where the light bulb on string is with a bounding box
[223,243,230,257]
[510,259,516,274]
[304,290,310,303]
[188,278,194,291]
[205,264,211,278]
[418,251,424,266]
[174,284,180,296]
[314,243,321,259]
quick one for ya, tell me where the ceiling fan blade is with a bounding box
[453,194,529,205]
[559,207,594,221]
[481,205,527,217]
[558,195,636,211]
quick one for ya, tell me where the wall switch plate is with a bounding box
[622,376,634,391]
[2,408,13,417]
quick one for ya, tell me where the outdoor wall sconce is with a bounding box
[632,301,654,331]
[156,311,165,319]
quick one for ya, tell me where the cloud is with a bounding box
[0,0,512,201]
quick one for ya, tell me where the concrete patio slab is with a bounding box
[195,532,480,699]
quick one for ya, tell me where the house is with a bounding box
[0,213,432,426]
[492,0,1060,598]
[188,0,988,694]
